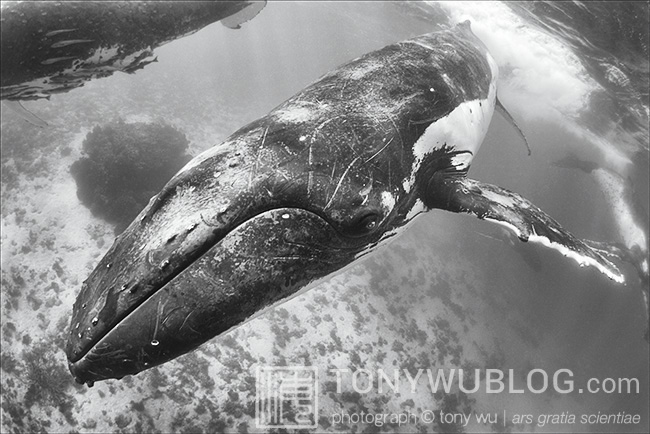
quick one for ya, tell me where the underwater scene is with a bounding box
[1,1,648,433]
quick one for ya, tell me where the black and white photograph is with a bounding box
[1,1,648,432]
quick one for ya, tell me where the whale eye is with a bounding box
[361,214,378,231]
[347,211,381,237]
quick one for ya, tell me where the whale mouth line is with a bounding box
[69,206,340,366]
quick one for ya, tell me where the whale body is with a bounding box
[0,0,266,101]
[65,22,624,386]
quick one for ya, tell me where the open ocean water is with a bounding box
[1,2,648,433]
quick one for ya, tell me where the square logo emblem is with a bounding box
[255,366,318,429]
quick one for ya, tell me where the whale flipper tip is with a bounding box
[430,177,625,283]
[221,1,267,29]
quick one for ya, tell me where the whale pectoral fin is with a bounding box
[496,97,531,156]
[429,177,625,283]
[221,1,267,29]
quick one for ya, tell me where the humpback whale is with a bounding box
[65,22,625,386]
[0,0,266,101]
[554,152,650,339]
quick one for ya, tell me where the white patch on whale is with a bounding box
[449,153,472,172]
[381,191,396,213]
[274,101,330,124]
[481,189,518,208]
[221,0,266,29]
[406,199,427,221]
[484,218,625,283]
[403,51,498,193]
[275,106,315,123]
[348,60,383,79]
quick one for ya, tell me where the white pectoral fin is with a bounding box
[495,97,531,156]
[434,177,625,283]
[221,1,267,29]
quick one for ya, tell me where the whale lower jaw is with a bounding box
[67,207,367,385]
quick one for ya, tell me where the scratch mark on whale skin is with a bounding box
[324,156,362,210]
